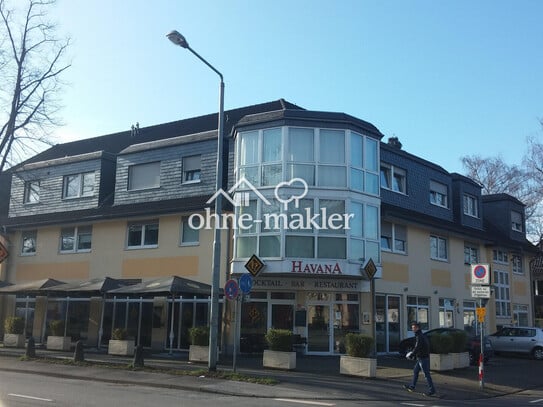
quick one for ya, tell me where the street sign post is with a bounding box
[224,279,239,301]
[245,254,265,277]
[239,274,253,295]
[471,285,491,298]
[471,264,490,285]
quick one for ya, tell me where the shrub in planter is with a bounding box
[345,333,373,358]
[111,328,128,340]
[430,332,453,354]
[4,316,25,334]
[188,326,209,346]
[49,320,65,336]
[265,329,293,352]
[450,330,468,353]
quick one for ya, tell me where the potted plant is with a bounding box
[429,332,454,371]
[108,328,135,356]
[450,330,469,369]
[46,319,71,351]
[340,333,376,377]
[263,328,296,370]
[188,326,210,363]
[3,316,25,348]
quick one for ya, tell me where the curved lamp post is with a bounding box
[167,30,224,371]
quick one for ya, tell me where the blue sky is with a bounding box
[47,0,543,174]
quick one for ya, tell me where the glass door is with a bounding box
[376,294,401,354]
[307,305,331,353]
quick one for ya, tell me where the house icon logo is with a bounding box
[206,177,309,208]
[206,177,271,207]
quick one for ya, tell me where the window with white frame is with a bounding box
[181,216,200,245]
[511,211,523,232]
[494,269,511,317]
[463,301,480,335]
[429,180,448,208]
[318,129,346,188]
[513,304,529,326]
[381,221,407,253]
[21,230,37,254]
[493,249,508,264]
[127,221,159,248]
[464,244,478,264]
[439,298,455,327]
[63,172,95,198]
[430,235,448,261]
[463,194,478,217]
[406,296,429,331]
[23,180,40,204]
[182,155,201,183]
[60,226,92,252]
[128,162,160,190]
[380,164,406,194]
[512,254,523,274]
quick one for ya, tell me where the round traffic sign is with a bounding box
[474,265,487,279]
[239,274,253,294]
[224,279,239,300]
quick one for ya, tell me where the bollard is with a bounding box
[73,340,85,362]
[25,336,36,358]
[133,344,144,368]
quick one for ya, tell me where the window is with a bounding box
[512,254,523,274]
[380,164,406,194]
[439,298,455,327]
[464,244,478,264]
[318,129,346,187]
[429,181,448,208]
[463,194,478,217]
[21,230,37,254]
[494,269,511,317]
[181,216,200,245]
[381,221,407,253]
[60,226,92,252]
[430,235,448,261]
[23,180,40,204]
[511,211,523,232]
[493,249,508,264]
[127,221,159,248]
[63,172,95,198]
[463,301,481,336]
[406,296,429,331]
[182,155,201,183]
[128,162,160,190]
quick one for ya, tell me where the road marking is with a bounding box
[274,399,335,406]
[8,393,53,402]
[400,403,426,407]
[530,399,543,404]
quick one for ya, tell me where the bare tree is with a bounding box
[0,0,70,172]
[462,133,543,244]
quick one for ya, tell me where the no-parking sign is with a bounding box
[471,264,490,285]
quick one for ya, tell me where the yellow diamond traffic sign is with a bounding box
[245,254,265,277]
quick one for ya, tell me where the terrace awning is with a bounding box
[106,275,211,296]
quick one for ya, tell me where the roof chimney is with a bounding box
[387,136,402,149]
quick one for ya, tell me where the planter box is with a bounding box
[3,333,25,348]
[263,349,296,370]
[430,353,454,371]
[453,352,470,369]
[108,339,135,356]
[47,336,71,351]
[189,345,209,363]
[340,355,377,378]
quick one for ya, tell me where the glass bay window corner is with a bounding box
[233,125,381,264]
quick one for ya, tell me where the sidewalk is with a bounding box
[0,346,525,402]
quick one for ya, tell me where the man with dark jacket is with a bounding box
[403,321,436,396]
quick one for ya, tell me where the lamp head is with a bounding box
[166,30,189,48]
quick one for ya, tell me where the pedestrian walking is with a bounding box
[403,321,436,396]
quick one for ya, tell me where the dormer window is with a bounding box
[511,210,523,232]
[429,181,448,208]
[182,155,201,183]
[463,194,478,218]
[23,180,40,203]
[63,172,95,199]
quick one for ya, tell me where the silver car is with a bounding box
[488,326,543,360]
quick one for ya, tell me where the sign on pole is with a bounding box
[471,285,491,299]
[224,279,239,301]
[471,264,490,285]
[239,274,253,295]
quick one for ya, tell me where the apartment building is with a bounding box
[0,100,537,356]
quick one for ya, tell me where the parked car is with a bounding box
[398,327,493,365]
[488,326,543,360]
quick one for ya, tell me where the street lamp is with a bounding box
[167,30,224,371]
